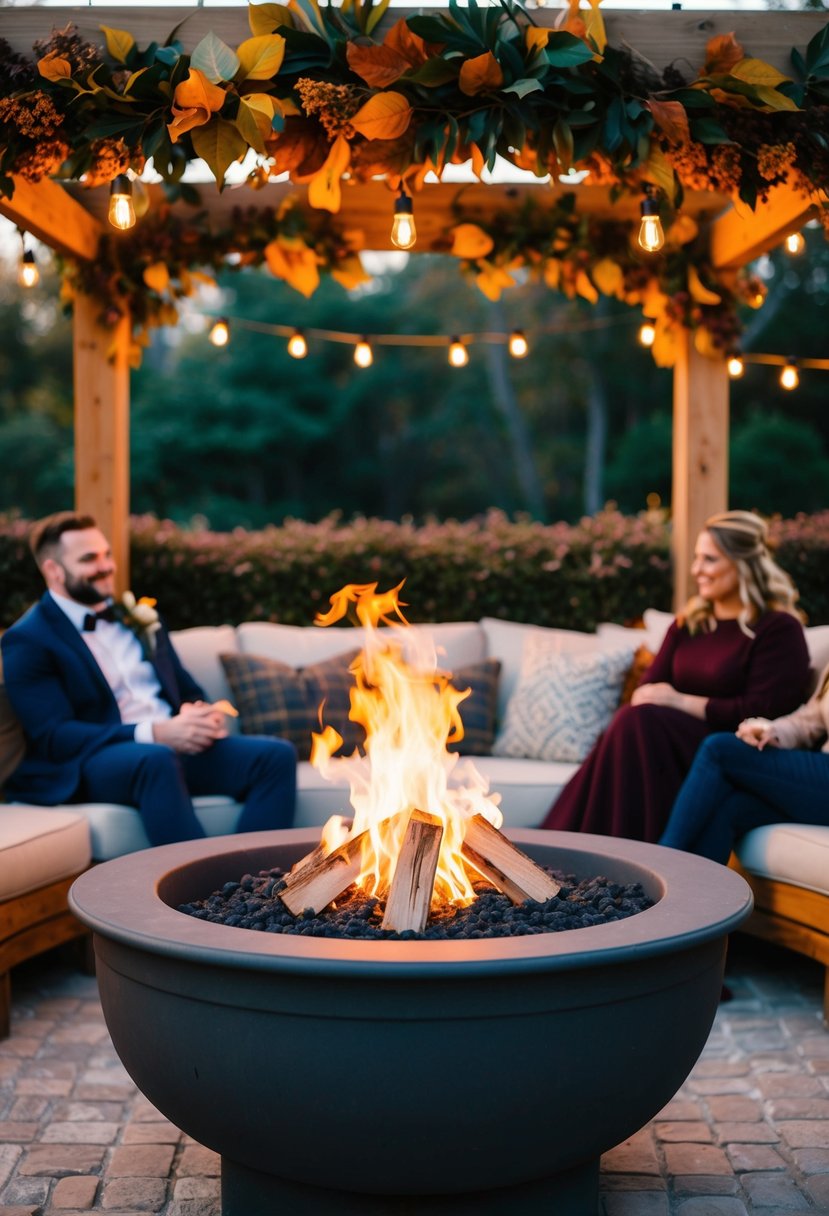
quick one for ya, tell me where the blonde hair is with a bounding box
[681,510,802,636]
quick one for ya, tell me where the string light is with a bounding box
[287,329,308,358]
[780,358,799,390]
[785,231,806,256]
[390,189,417,251]
[208,317,230,347]
[727,353,745,378]
[17,245,39,289]
[638,188,664,253]
[448,337,469,367]
[638,322,656,347]
[508,329,529,358]
[108,174,136,231]
[354,337,373,368]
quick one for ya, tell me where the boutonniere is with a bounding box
[115,592,162,660]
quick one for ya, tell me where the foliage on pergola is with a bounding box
[0,1,828,367]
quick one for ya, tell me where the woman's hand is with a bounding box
[736,717,778,751]
[631,682,684,710]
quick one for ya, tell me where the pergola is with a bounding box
[1,5,826,608]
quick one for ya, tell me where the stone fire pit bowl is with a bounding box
[70,828,752,1216]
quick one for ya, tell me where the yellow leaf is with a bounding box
[640,282,669,319]
[694,327,720,359]
[687,264,722,306]
[264,235,322,296]
[584,0,607,55]
[37,53,72,82]
[307,134,351,212]
[666,214,698,246]
[730,57,790,89]
[450,223,494,260]
[591,257,624,298]
[543,259,561,289]
[235,96,274,152]
[236,33,286,80]
[143,262,170,293]
[475,261,515,301]
[576,269,599,304]
[643,142,677,204]
[191,119,249,188]
[248,2,293,35]
[331,254,372,291]
[651,318,678,368]
[349,92,412,141]
[459,51,504,97]
[99,24,135,65]
[525,27,550,54]
[753,86,798,112]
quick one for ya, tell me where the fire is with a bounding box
[310,583,503,906]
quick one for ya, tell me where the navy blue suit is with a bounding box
[1,594,296,844]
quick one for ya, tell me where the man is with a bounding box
[1,511,296,845]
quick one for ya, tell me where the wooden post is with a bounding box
[72,293,131,594]
[671,332,729,611]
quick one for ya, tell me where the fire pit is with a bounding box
[69,827,752,1216]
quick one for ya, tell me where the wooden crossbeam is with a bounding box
[0,177,101,261]
[709,179,825,271]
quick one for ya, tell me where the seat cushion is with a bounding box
[0,807,91,900]
[735,823,829,898]
[58,796,243,861]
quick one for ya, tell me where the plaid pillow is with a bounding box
[448,659,502,756]
[220,650,363,761]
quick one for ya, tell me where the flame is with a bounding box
[310,583,503,906]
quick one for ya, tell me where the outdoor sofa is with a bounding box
[2,611,829,1032]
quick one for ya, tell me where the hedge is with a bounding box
[1,509,827,632]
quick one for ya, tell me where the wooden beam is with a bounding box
[73,294,131,592]
[0,177,101,261]
[671,332,729,611]
[1,9,824,75]
[709,179,824,271]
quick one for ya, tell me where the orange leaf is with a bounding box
[350,91,412,141]
[459,51,504,97]
[525,27,550,54]
[266,116,329,178]
[168,69,226,142]
[37,52,72,81]
[646,99,689,146]
[475,261,515,301]
[264,235,322,296]
[450,223,494,260]
[347,42,411,88]
[703,32,744,76]
[384,18,431,68]
[307,134,351,211]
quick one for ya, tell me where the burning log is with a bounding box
[279,830,368,916]
[462,815,561,905]
[381,811,444,934]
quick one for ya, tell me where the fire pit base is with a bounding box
[222,1155,598,1216]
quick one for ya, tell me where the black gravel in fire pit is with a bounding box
[178,867,653,940]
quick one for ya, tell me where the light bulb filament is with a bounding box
[391,191,417,250]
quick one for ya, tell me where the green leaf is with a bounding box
[553,117,573,170]
[191,32,240,83]
[406,58,459,87]
[689,116,732,145]
[191,118,248,187]
[805,24,829,76]
[544,32,596,68]
[502,77,543,98]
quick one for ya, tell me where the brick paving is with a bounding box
[1,936,827,1215]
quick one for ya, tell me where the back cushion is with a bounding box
[237,621,486,673]
[169,626,239,707]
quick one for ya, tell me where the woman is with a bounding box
[659,665,829,864]
[540,510,810,842]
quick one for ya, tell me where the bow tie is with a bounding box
[82,605,118,632]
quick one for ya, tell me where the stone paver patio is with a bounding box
[1,934,828,1215]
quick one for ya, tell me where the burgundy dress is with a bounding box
[540,610,810,842]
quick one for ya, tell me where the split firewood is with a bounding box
[461,814,560,904]
[287,818,354,879]
[279,830,368,916]
[381,810,444,934]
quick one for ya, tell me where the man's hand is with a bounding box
[152,702,228,754]
[736,717,778,751]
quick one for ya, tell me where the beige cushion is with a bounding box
[0,807,91,900]
[0,650,26,797]
[237,620,486,672]
[735,824,829,898]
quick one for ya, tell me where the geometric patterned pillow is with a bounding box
[219,649,363,761]
[492,637,633,763]
[447,659,502,756]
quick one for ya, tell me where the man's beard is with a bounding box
[62,569,113,606]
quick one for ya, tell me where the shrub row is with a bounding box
[1,509,827,631]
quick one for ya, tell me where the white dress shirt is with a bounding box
[49,591,172,743]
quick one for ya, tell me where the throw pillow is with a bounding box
[618,645,656,707]
[447,659,502,756]
[493,637,633,764]
[220,650,363,761]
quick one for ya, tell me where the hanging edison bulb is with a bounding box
[638,191,664,253]
[780,359,799,390]
[638,322,656,347]
[287,330,308,359]
[354,338,373,368]
[209,318,230,347]
[785,231,806,256]
[727,354,745,378]
[448,338,469,367]
[17,248,39,288]
[108,174,136,230]
[508,329,529,358]
[390,190,417,250]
